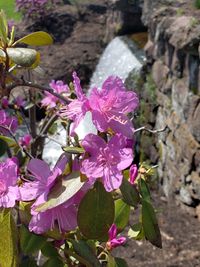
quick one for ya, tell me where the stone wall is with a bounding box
[142,1,200,217]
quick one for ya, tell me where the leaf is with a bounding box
[0,10,8,44]
[14,31,53,46]
[20,258,38,267]
[20,225,47,254]
[141,199,162,248]
[0,135,16,146]
[71,240,101,267]
[0,209,18,267]
[0,139,7,157]
[18,201,32,225]
[120,178,140,207]
[114,199,130,232]
[107,254,128,267]
[35,171,84,212]
[42,258,64,267]
[128,222,144,240]
[6,47,38,67]
[62,146,85,154]
[77,181,114,241]
[139,178,151,202]
[114,258,129,267]
[41,242,59,258]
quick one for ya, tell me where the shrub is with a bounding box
[194,0,200,9]
[15,0,61,21]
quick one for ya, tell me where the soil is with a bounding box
[115,191,200,267]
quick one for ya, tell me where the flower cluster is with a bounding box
[19,155,83,234]
[16,0,61,20]
[60,72,139,138]
[0,158,19,208]
[60,72,139,191]
[41,80,69,108]
[0,109,18,135]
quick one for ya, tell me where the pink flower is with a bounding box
[19,134,32,148]
[106,224,126,250]
[41,80,69,108]
[0,109,18,135]
[129,164,138,185]
[0,158,19,208]
[89,76,139,138]
[60,72,90,136]
[80,133,133,192]
[29,181,91,234]
[14,96,25,108]
[29,199,78,234]
[19,155,68,206]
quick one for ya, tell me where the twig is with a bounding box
[7,80,70,104]
[134,125,167,134]
[0,125,33,159]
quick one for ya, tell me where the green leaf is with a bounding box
[139,178,151,202]
[115,258,129,267]
[14,31,53,46]
[62,146,85,154]
[0,209,18,267]
[120,178,140,207]
[42,258,64,267]
[77,181,114,241]
[35,171,84,212]
[48,122,58,135]
[41,242,59,258]
[20,258,38,267]
[0,139,7,157]
[114,199,130,232]
[141,199,162,248]
[20,225,47,254]
[107,255,128,267]
[0,10,8,44]
[0,135,16,146]
[128,222,144,240]
[71,240,101,267]
[6,47,38,67]
[8,26,15,46]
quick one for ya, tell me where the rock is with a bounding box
[152,60,169,88]
[196,205,200,221]
[190,172,200,200]
[179,187,193,206]
[188,102,200,142]
[171,78,188,121]
[142,0,200,212]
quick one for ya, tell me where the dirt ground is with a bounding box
[114,191,200,267]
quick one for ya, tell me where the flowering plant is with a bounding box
[0,11,162,267]
[16,0,61,21]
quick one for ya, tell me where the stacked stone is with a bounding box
[142,0,200,218]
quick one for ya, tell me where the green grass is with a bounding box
[0,0,21,21]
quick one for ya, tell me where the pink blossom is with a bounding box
[106,224,126,250]
[19,134,32,148]
[89,76,139,138]
[29,181,91,234]
[41,80,69,108]
[129,164,138,185]
[14,96,25,108]
[80,133,133,192]
[60,72,90,136]
[19,155,68,205]
[29,199,78,234]
[0,158,19,208]
[0,109,18,135]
